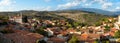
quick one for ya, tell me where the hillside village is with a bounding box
[0,13,120,43]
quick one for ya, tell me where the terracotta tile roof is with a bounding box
[77,33,100,41]
[88,34,100,39]
[111,28,118,32]
[10,16,22,19]
[109,31,115,36]
[60,30,68,36]
[77,34,95,43]
[67,29,76,32]
[103,32,110,36]
[79,32,88,40]
[44,20,53,24]
[4,30,43,43]
[48,37,65,43]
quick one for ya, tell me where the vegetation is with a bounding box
[72,22,80,27]
[35,27,48,36]
[95,22,102,26]
[68,35,79,43]
[0,10,112,26]
[0,16,9,26]
[36,40,46,43]
[104,26,110,32]
[114,30,120,38]
[66,23,72,28]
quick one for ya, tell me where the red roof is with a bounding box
[48,37,65,43]
[109,31,115,36]
[80,33,88,40]
[67,29,76,32]
[4,30,43,43]
[60,30,68,35]
[111,28,118,32]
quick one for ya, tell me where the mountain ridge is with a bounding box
[61,8,120,16]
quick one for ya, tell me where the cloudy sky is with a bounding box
[0,0,120,11]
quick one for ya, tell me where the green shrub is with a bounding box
[114,30,120,38]
[68,35,79,43]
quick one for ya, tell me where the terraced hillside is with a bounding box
[0,10,112,25]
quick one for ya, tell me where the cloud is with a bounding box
[93,0,105,4]
[116,7,120,10]
[57,2,80,9]
[42,6,51,11]
[31,6,52,11]
[110,7,120,11]
[73,0,87,3]
[114,7,120,11]
[56,0,85,10]
[0,0,16,11]
[0,0,15,6]
[56,0,113,10]
[91,0,113,9]
[84,4,91,7]
[102,2,113,9]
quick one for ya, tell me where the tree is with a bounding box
[66,23,72,28]
[46,24,53,27]
[95,22,101,26]
[114,30,120,38]
[72,22,80,27]
[35,27,48,36]
[104,26,110,32]
[0,16,9,26]
[68,35,79,43]
[36,40,46,43]
[79,23,87,27]
[22,16,28,23]
[101,18,109,23]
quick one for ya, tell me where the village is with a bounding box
[0,14,120,43]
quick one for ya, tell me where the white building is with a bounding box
[46,28,54,36]
[118,15,120,24]
[113,15,120,29]
[9,14,23,24]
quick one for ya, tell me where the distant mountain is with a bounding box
[115,11,120,15]
[69,8,114,15]
[65,8,117,16]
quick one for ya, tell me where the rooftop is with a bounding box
[4,30,43,43]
